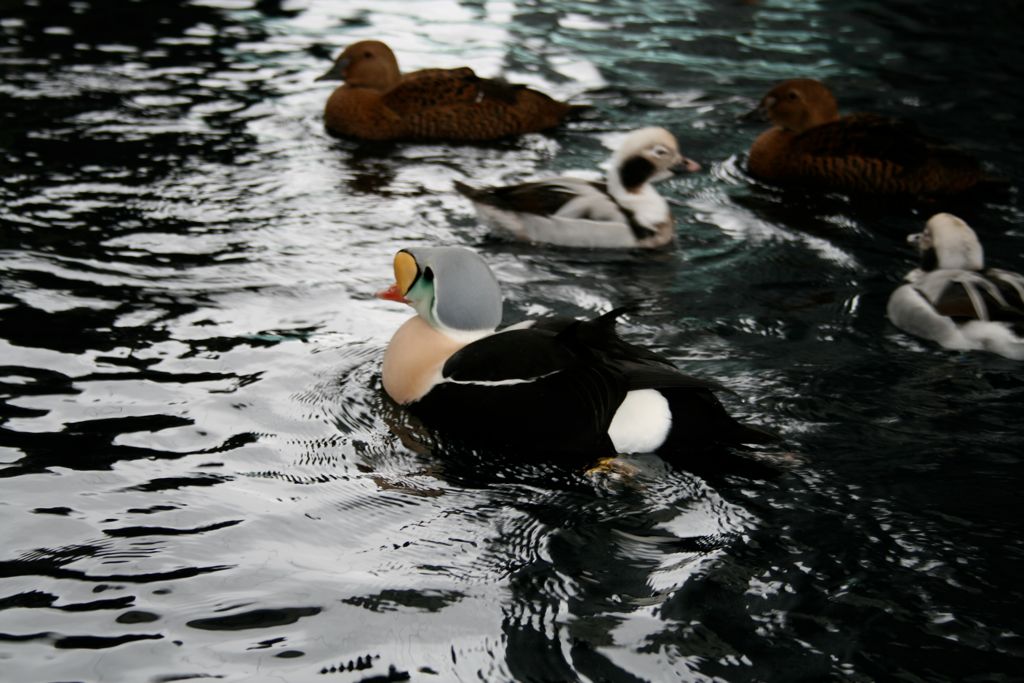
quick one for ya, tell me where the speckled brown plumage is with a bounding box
[316,40,583,142]
[747,79,994,197]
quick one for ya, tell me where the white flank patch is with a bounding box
[608,389,672,453]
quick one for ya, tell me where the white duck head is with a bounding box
[377,247,503,337]
[908,213,984,272]
[607,127,700,194]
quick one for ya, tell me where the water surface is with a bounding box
[2,1,1022,681]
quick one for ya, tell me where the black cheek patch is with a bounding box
[619,156,657,193]
[920,247,938,272]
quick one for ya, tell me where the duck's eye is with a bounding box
[787,91,799,100]
[652,145,668,157]
[364,51,373,58]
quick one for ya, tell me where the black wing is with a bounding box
[412,326,626,459]
[559,308,780,449]
[441,327,576,383]
[407,308,779,461]
[455,178,591,217]
[546,307,729,390]
[985,268,1024,315]
[928,275,1024,324]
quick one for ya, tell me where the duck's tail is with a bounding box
[961,320,1024,360]
[972,173,1013,199]
[566,102,594,118]
[728,420,784,445]
[453,179,485,201]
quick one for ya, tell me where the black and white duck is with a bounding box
[376,246,778,462]
[455,127,700,249]
[887,213,1024,359]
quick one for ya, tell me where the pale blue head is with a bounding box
[379,246,503,334]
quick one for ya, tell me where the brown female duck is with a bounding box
[746,79,995,197]
[315,40,584,142]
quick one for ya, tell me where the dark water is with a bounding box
[2,1,1023,681]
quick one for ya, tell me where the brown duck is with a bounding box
[746,79,996,197]
[315,40,584,142]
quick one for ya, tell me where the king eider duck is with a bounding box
[376,246,779,462]
[887,213,1024,359]
[745,79,997,197]
[315,40,584,142]
[454,127,701,249]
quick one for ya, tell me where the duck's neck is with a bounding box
[748,126,794,179]
[803,105,839,130]
[935,248,984,272]
[606,168,669,234]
